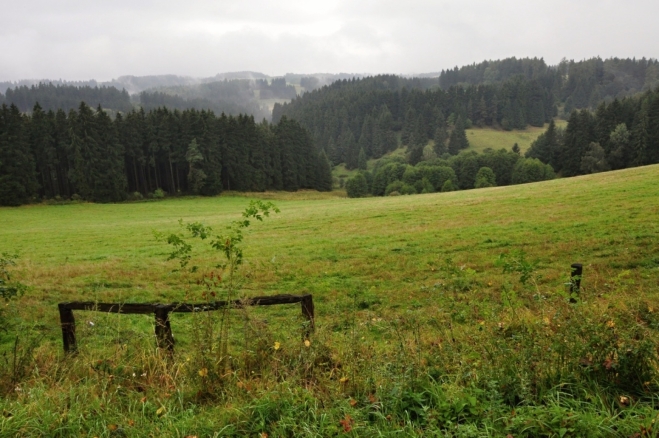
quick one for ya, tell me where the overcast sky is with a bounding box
[1,0,658,81]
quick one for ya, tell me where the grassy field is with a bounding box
[333,121,565,183]
[1,165,659,436]
[465,120,568,154]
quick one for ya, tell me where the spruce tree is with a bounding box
[357,147,367,170]
[358,115,373,156]
[407,144,424,165]
[560,110,594,176]
[433,126,448,155]
[0,104,39,205]
[316,150,333,191]
[29,103,58,198]
[448,116,469,155]
[186,138,207,194]
[92,106,127,202]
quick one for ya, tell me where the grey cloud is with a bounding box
[1,0,658,81]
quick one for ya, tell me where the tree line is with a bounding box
[344,149,555,198]
[274,74,556,169]
[0,103,332,206]
[526,88,659,176]
[439,57,659,112]
[0,83,133,113]
[0,79,294,121]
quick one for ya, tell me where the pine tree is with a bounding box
[433,126,448,155]
[358,115,373,156]
[407,144,424,165]
[525,119,556,164]
[186,138,206,193]
[315,150,333,191]
[357,147,367,170]
[341,130,358,169]
[560,110,594,176]
[92,106,126,202]
[29,103,58,198]
[646,93,659,164]
[0,104,39,205]
[448,116,469,155]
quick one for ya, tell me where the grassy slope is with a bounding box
[333,121,565,182]
[3,165,657,305]
[1,165,659,435]
[465,120,568,154]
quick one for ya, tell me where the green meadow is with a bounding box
[465,120,568,154]
[1,165,659,436]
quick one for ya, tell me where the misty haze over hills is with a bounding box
[0,72,368,96]
[1,57,657,121]
[0,71,371,119]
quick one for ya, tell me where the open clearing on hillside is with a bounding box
[332,121,566,182]
[1,164,659,436]
[466,120,568,154]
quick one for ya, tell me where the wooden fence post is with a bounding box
[300,294,315,336]
[58,303,77,354]
[154,305,175,352]
[570,263,583,303]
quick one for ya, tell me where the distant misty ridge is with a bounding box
[1,57,657,121]
[0,72,369,95]
[0,71,372,120]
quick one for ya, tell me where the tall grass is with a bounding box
[0,164,658,435]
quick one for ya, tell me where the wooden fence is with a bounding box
[58,294,314,353]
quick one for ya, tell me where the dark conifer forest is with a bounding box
[0,103,332,206]
[274,57,659,170]
[1,56,658,205]
[0,83,133,113]
[527,87,659,176]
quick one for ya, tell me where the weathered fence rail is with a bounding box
[58,294,314,353]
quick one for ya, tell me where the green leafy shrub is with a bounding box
[385,180,404,196]
[345,173,369,198]
[400,183,417,195]
[511,158,555,184]
[474,167,497,188]
[416,177,435,194]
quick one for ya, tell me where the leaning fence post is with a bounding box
[154,305,175,352]
[58,303,77,353]
[570,263,583,302]
[300,294,315,336]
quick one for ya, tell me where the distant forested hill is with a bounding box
[0,103,332,206]
[274,57,658,170]
[0,83,132,113]
[439,57,659,112]
[527,87,659,177]
[0,74,312,120]
[274,73,556,168]
[139,78,298,120]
